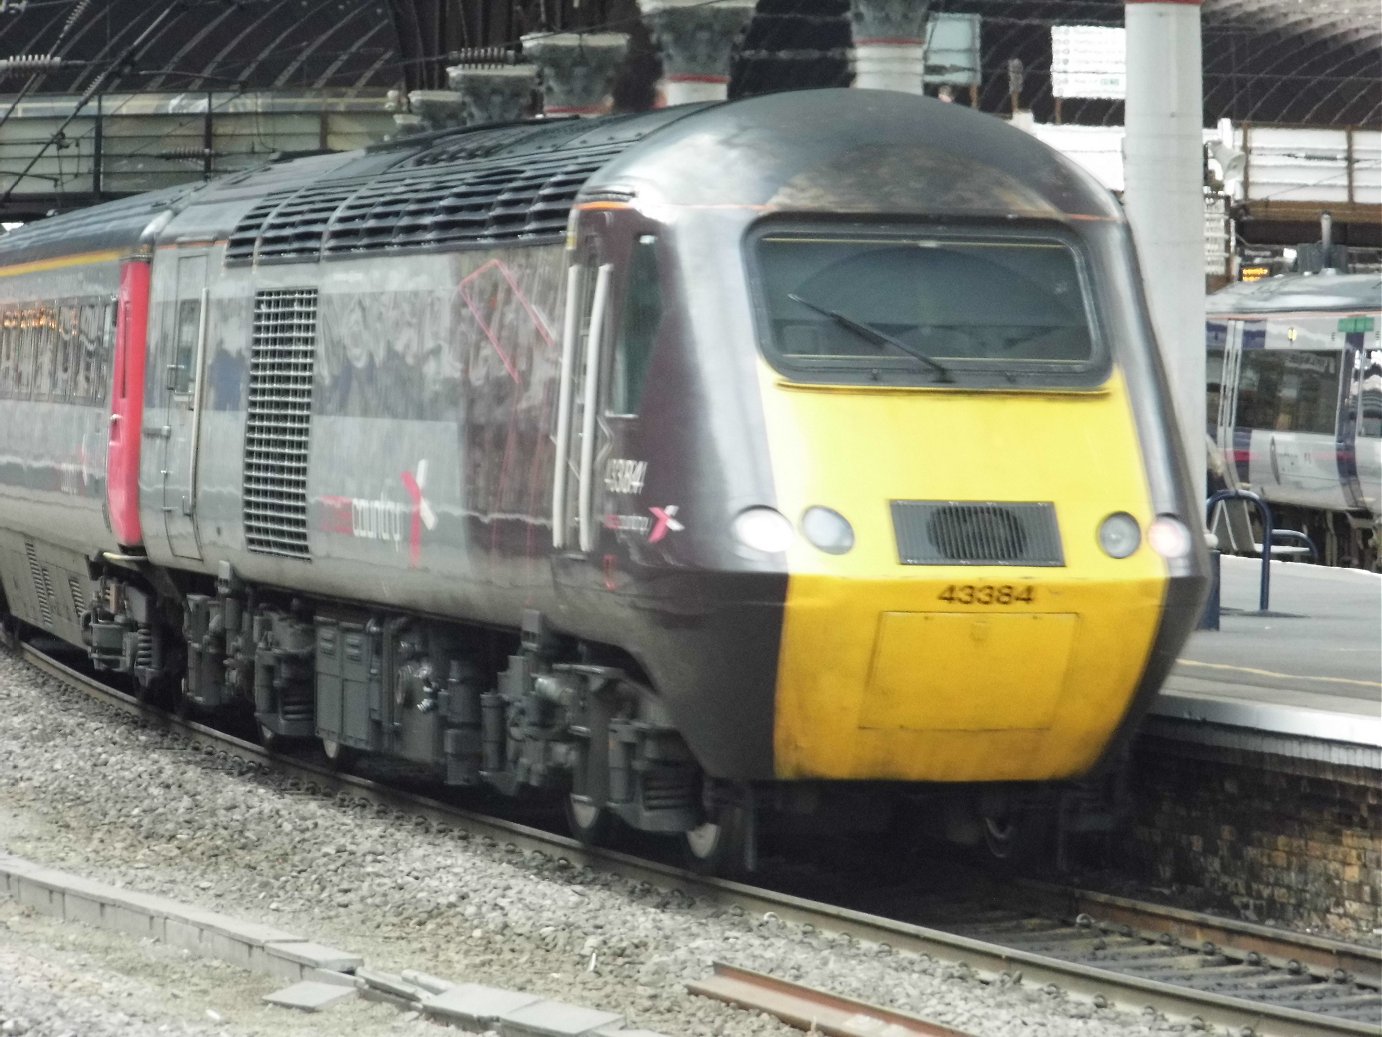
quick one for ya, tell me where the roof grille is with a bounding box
[225,146,618,265]
[891,501,1064,567]
[243,288,317,560]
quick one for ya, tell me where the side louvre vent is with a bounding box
[243,289,317,559]
[24,540,53,627]
[891,501,1064,567]
[68,575,86,621]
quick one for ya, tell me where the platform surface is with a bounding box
[1150,556,1381,753]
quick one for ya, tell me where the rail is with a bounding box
[13,638,1378,1037]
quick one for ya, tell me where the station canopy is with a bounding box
[0,0,1376,126]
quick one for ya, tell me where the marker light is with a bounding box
[732,507,795,554]
[1147,516,1193,559]
[1098,512,1141,559]
[801,506,855,554]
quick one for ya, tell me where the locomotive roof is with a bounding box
[1,90,1122,270]
[212,90,1119,266]
[0,184,198,268]
[1208,272,1382,315]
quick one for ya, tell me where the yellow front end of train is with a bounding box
[760,371,1167,784]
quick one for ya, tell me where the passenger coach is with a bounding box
[1208,273,1382,569]
[0,91,1208,870]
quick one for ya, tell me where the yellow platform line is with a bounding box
[1179,658,1382,690]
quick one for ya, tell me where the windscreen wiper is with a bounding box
[788,293,953,382]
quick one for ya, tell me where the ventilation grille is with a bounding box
[891,501,1064,567]
[25,540,53,627]
[224,146,619,265]
[243,288,317,559]
[68,576,86,621]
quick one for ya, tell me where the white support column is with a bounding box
[1124,0,1206,509]
[522,33,629,117]
[850,0,929,94]
[638,0,755,106]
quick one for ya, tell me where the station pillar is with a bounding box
[849,0,929,94]
[638,0,755,106]
[446,66,537,125]
[1123,0,1207,509]
[522,33,629,117]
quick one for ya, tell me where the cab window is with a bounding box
[607,234,661,417]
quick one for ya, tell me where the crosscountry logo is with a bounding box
[401,459,438,565]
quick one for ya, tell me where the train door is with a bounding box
[160,251,210,561]
[552,228,614,554]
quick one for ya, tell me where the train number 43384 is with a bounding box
[938,584,1035,605]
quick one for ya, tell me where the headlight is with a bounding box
[732,507,795,554]
[801,506,855,555]
[1097,512,1141,559]
[1147,516,1194,559]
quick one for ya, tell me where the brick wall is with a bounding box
[1119,733,1381,938]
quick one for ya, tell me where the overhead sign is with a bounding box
[1051,25,1126,100]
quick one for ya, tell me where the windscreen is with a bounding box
[753,227,1106,388]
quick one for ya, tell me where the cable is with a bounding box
[0,3,182,205]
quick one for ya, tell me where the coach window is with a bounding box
[1360,349,1382,438]
[607,234,661,417]
[75,301,102,402]
[54,303,80,400]
[172,295,201,394]
[0,310,12,396]
[33,305,54,399]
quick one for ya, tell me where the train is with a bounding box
[1207,272,1382,570]
[0,89,1208,872]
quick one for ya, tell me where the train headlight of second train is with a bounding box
[1097,512,1142,559]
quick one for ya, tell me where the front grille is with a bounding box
[891,500,1064,567]
[243,289,317,559]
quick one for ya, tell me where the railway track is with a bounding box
[13,638,1381,1037]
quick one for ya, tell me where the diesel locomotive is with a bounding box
[0,90,1208,870]
[1207,273,1382,569]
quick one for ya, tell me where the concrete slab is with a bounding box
[62,892,106,928]
[263,980,358,1012]
[357,967,427,1002]
[423,983,540,1028]
[304,968,360,988]
[164,916,206,954]
[401,968,453,993]
[104,903,164,941]
[499,999,624,1036]
[14,876,63,917]
[265,941,362,983]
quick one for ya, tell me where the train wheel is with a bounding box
[321,737,353,771]
[682,806,748,876]
[564,794,613,847]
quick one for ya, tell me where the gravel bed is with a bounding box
[0,646,1192,1037]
